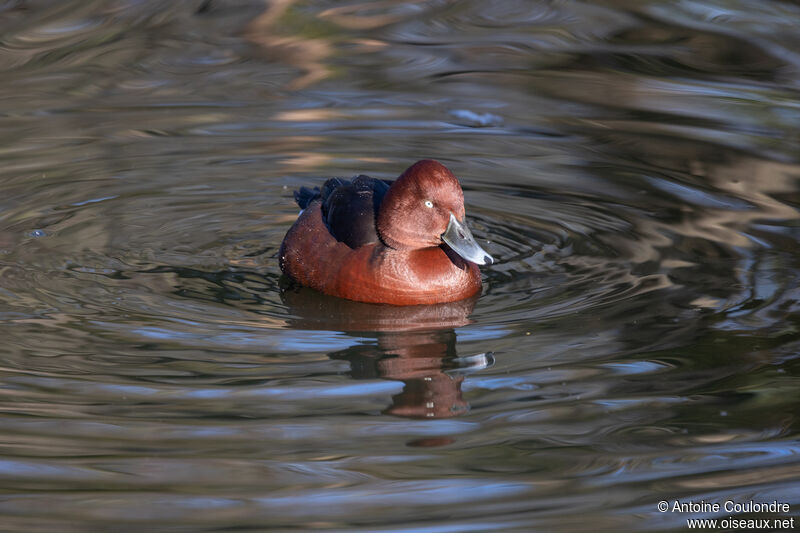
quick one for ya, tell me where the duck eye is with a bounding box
[424,200,434,208]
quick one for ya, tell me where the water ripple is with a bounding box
[1,1,799,531]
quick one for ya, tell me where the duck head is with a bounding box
[376,160,493,265]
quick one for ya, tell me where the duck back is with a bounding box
[294,175,391,249]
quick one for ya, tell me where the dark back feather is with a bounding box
[294,175,391,249]
[293,186,321,210]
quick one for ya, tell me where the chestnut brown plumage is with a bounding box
[279,160,491,305]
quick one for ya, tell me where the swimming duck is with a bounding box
[279,159,492,305]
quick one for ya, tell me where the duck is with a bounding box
[279,159,493,305]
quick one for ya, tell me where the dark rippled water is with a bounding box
[1,1,799,531]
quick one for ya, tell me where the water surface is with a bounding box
[1,1,799,531]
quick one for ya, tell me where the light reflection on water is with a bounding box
[1,0,799,531]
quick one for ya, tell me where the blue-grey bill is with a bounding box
[442,212,494,266]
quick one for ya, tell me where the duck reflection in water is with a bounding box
[281,287,493,419]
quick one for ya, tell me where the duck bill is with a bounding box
[441,213,494,266]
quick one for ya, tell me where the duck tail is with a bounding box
[294,177,351,210]
[293,186,321,210]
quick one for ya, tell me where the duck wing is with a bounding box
[294,175,392,249]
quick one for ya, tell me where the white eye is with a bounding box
[424,200,434,208]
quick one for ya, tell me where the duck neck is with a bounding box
[377,211,426,251]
